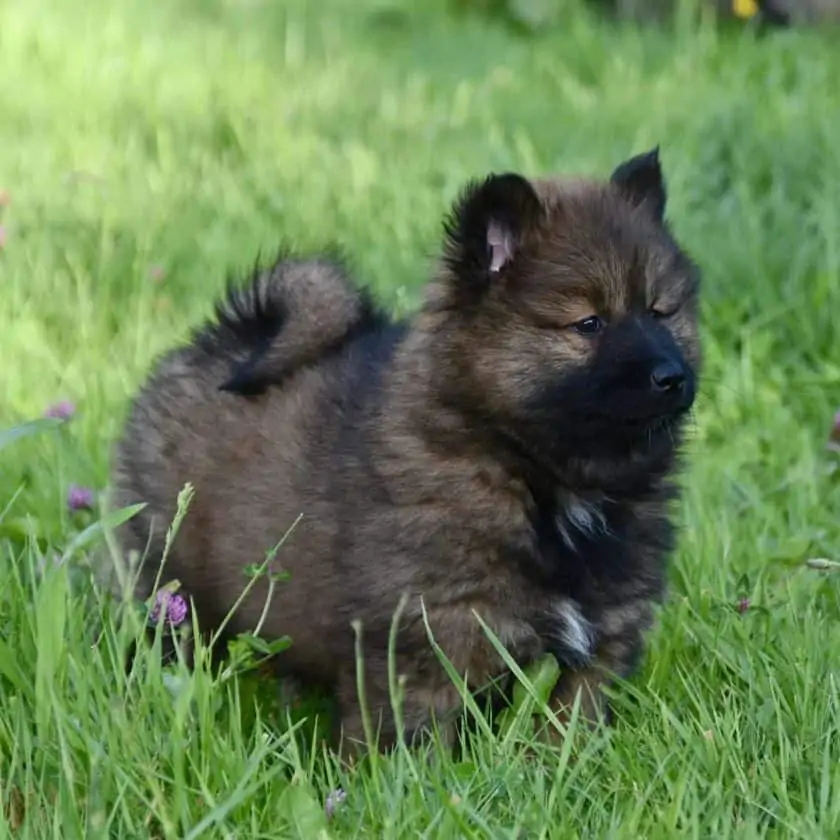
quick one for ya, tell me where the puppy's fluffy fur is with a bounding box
[109,149,701,755]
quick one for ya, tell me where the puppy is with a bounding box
[108,148,701,756]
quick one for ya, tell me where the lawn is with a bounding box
[2,0,840,835]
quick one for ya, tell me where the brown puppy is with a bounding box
[108,149,701,755]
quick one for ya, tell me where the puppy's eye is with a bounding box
[650,306,677,319]
[572,316,603,336]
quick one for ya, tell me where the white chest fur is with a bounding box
[548,598,596,663]
[554,496,608,552]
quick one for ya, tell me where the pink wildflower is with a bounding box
[149,590,189,627]
[67,484,94,512]
[44,400,76,421]
[736,597,750,615]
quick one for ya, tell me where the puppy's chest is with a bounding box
[523,494,652,663]
[552,497,612,558]
[531,494,636,596]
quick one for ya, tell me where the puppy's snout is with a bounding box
[649,360,686,394]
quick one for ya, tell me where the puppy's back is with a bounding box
[105,255,383,610]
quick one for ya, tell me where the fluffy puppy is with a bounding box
[109,148,701,755]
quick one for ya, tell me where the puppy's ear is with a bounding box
[610,147,667,223]
[442,173,543,303]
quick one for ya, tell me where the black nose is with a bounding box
[650,361,686,393]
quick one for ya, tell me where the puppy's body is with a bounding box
[110,150,701,753]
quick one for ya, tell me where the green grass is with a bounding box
[2,0,840,835]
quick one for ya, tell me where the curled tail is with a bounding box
[103,249,387,599]
[194,251,388,396]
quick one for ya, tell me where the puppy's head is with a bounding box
[430,149,701,472]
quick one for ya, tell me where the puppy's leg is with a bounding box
[545,611,648,738]
[334,660,460,764]
[333,666,393,763]
[333,606,528,761]
[548,664,612,726]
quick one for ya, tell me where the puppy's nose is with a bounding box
[650,361,685,393]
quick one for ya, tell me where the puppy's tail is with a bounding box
[194,252,386,396]
[100,251,382,599]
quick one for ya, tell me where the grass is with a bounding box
[1,0,840,835]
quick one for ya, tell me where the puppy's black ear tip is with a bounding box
[622,145,662,172]
[461,172,543,226]
[610,147,667,222]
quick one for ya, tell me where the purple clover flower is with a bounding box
[67,484,94,511]
[325,788,346,820]
[148,590,189,627]
[736,597,750,615]
[44,400,76,421]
